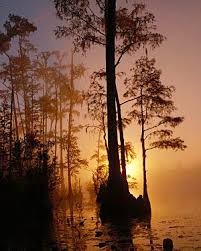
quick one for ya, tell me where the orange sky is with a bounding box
[1,0,201,202]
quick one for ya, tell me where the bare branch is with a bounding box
[115,42,134,68]
[144,121,163,132]
[56,26,106,47]
[145,146,157,151]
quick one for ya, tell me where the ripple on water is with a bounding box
[3,201,200,250]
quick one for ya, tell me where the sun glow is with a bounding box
[126,158,141,179]
[126,158,143,194]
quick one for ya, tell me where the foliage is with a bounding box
[0,14,87,197]
[91,137,108,195]
[63,131,88,176]
[124,56,186,152]
[54,0,164,62]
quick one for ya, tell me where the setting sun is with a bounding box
[125,153,142,178]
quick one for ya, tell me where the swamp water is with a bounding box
[1,197,201,250]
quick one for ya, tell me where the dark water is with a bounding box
[51,202,201,250]
[1,199,201,250]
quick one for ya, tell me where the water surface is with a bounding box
[1,197,201,250]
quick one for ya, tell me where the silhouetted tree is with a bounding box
[54,0,164,199]
[124,56,186,210]
[35,51,55,145]
[91,130,108,195]
[0,15,67,186]
[64,52,86,198]
[5,14,37,135]
[0,91,10,174]
[86,71,136,182]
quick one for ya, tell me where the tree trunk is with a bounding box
[59,86,64,190]
[67,165,73,199]
[31,80,34,132]
[42,80,45,146]
[101,104,108,157]
[54,84,58,159]
[49,118,54,141]
[67,52,74,198]
[97,129,101,170]
[105,0,121,184]
[115,86,127,181]
[19,37,30,135]
[13,92,19,141]
[5,54,18,176]
[16,91,25,137]
[141,132,148,200]
[44,70,48,144]
[140,88,151,212]
[9,70,14,177]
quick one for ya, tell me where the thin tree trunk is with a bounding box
[44,72,48,144]
[95,129,102,194]
[67,165,73,199]
[2,106,6,172]
[140,88,151,212]
[49,118,54,141]
[4,53,19,140]
[101,104,108,156]
[42,81,45,146]
[9,66,14,177]
[67,52,74,198]
[13,93,19,140]
[31,80,34,132]
[97,129,101,169]
[39,112,43,143]
[59,87,64,190]
[16,91,25,137]
[19,38,30,135]
[5,54,15,176]
[54,85,58,159]
[2,105,6,173]
[59,104,63,170]
[115,86,127,180]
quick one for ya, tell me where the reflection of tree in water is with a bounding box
[95,216,157,251]
[53,207,69,250]
[52,186,157,251]
[147,219,155,251]
[100,217,135,250]
[53,182,87,250]
[131,217,158,251]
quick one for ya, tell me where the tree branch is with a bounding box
[95,0,105,13]
[120,95,144,106]
[66,6,105,36]
[115,42,134,68]
[144,132,153,141]
[145,146,157,151]
[144,121,164,132]
[57,27,106,46]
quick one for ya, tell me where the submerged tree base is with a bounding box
[97,177,151,220]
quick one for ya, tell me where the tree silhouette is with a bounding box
[63,52,87,198]
[91,133,108,195]
[0,15,37,175]
[0,92,10,175]
[53,0,164,203]
[86,71,136,182]
[124,56,187,211]
[5,14,37,135]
